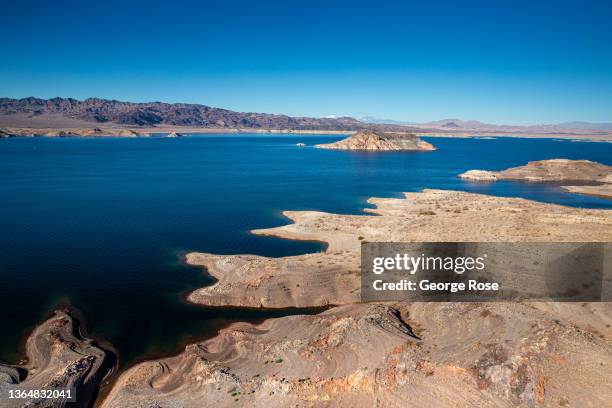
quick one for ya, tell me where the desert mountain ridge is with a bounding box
[0,97,368,131]
[1,97,611,137]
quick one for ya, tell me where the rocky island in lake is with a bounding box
[459,159,612,199]
[315,130,436,151]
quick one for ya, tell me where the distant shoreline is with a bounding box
[2,126,612,141]
[0,126,354,138]
[418,132,612,141]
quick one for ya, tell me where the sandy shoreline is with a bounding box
[562,184,612,199]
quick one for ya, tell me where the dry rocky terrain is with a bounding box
[101,302,612,408]
[0,310,113,408]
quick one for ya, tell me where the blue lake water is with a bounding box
[0,134,611,371]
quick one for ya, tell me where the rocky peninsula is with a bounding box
[458,159,612,199]
[0,310,113,408]
[102,189,612,407]
[315,130,436,151]
[186,189,612,308]
[458,159,611,182]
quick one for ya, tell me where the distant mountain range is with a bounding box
[359,116,416,126]
[556,121,612,131]
[1,97,610,134]
[361,116,612,132]
[0,97,366,131]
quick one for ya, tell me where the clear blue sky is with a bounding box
[2,0,611,124]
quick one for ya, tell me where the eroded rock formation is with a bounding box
[101,302,612,407]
